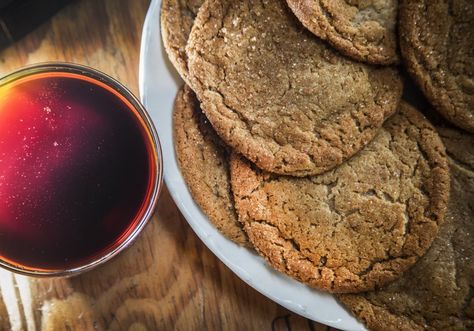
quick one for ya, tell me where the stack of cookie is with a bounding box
[163,0,474,330]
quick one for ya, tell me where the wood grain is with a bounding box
[0,0,341,330]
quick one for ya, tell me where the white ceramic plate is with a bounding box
[138,1,365,330]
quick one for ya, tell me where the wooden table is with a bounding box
[0,1,340,329]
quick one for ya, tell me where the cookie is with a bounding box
[161,0,204,83]
[187,0,403,177]
[339,127,474,330]
[286,0,399,65]
[173,85,248,246]
[399,0,474,133]
[230,102,450,293]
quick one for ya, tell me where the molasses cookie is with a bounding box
[286,0,399,64]
[339,127,474,330]
[173,85,248,245]
[230,103,449,293]
[187,0,402,176]
[161,0,204,83]
[399,0,474,133]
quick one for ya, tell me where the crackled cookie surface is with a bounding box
[173,85,248,245]
[339,127,474,330]
[187,0,402,176]
[230,103,449,293]
[286,0,399,64]
[161,0,204,83]
[399,0,474,133]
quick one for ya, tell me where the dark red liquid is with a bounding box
[0,72,156,271]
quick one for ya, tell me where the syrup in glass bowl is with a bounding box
[0,64,162,275]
